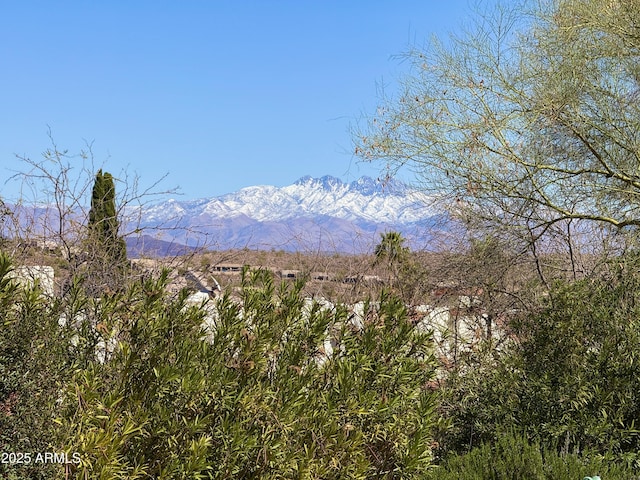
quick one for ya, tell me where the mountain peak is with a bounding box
[134,174,440,253]
[294,175,344,189]
[294,175,406,195]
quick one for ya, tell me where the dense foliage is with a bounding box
[7,0,640,475]
[83,169,129,294]
[434,253,640,475]
[0,253,438,479]
[426,431,636,480]
[0,253,72,480]
[353,0,640,474]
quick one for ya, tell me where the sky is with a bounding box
[1,1,496,203]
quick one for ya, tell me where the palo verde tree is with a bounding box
[353,2,640,469]
[354,0,640,252]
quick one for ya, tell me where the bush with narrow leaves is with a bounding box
[57,267,438,478]
[0,252,74,480]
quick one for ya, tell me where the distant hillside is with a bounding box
[126,175,450,254]
[4,175,452,255]
[125,235,198,258]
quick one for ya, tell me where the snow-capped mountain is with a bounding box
[129,175,449,255]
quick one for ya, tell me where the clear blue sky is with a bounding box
[1,1,494,202]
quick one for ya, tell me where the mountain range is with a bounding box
[126,175,450,256]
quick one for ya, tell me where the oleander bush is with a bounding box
[0,252,75,480]
[53,266,438,478]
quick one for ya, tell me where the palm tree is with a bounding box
[373,231,409,288]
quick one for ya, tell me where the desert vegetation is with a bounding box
[3,193,640,479]
[353,0,640,477]
[4,0,640,478]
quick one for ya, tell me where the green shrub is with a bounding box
[58,267,439,478]
[436,253,640,468]
[427,431,636,480]
[511,267,640,460]
[0,251,72,480]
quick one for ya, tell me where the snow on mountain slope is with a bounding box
[141,175,437,224]
[131,175,447,254]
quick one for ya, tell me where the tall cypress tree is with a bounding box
[88,169,127,266]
